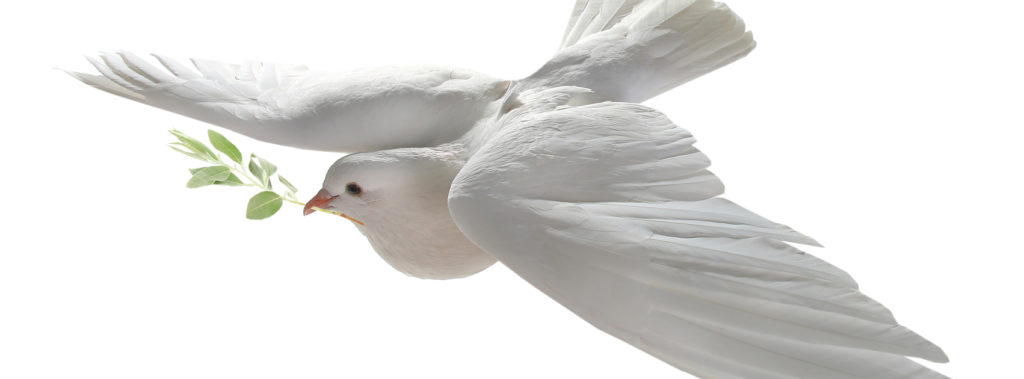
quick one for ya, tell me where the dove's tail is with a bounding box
[521,0,755,102]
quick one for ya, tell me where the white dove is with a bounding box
[69,0,949,377]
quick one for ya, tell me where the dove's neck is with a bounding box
[354,145,496,279]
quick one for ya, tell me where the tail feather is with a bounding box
[525,0,755,102]
[562,0,646,48]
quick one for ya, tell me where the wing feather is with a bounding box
[152,53,203,80]
[68,53,508,152]
[449,89,947,378]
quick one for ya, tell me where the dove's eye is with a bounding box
[345,182,363,196]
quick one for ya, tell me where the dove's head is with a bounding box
[304,147,496,279]
[303,149,448,223]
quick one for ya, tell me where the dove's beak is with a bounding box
[304,189,337,216]
[303,189,365,225]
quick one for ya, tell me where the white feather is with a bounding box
[525,0,756,102]
[449,89,948,378]
[67,54,508,153]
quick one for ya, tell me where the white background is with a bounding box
[2,1,1021,378]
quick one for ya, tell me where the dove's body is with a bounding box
[71,0,949,377]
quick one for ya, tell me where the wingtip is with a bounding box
[57,67,92,86]
[62,64,146,101]
[921,341,951,363]
[778,226,824,248]
[59,65,94,83]
[55,66,76,76]
[798,234,824,248]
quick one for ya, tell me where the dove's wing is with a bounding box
[448,88,948,378]
[524,0,756,102]
[68,52,508,152]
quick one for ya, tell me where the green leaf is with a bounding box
[248,154,278,188]
[254,154,278,177]
[170,130,218,161]
[191,167,244,186]
[215,173,245,186]
[278,175,298,193]
[170,144,206,161]
[246,191,283,220]
[186,166,231,188]
[207,130,243,164]
[248,154,267,186]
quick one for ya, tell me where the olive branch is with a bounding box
[168,129,337,219]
